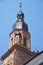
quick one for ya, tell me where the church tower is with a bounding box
[9,3,31,50]
[1,3,36,65]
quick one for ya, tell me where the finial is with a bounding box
[20,2,22,11]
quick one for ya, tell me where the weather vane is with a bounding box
[20,2,22,11]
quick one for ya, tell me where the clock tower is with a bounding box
[1,3,36,65]
[9,7,31,50]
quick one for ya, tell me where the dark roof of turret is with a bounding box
[12,10,28,32]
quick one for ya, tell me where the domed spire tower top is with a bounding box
[13,3,28,32]
[9,3,31,50]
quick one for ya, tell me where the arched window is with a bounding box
[11,38,13,44]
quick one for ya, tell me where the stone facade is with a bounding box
[1,44,36,65]
[9,30,30,50]
[2,51,14,65]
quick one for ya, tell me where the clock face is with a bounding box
[16,22,22,29]
[16,25,22,29]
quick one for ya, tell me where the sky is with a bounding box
[0,0,43,59]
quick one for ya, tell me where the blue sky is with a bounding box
[0,0,43,57]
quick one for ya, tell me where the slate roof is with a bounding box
[23,51,43,65]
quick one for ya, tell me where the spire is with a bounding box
[17,2,24,20]
[12,2,28,32]
[20,2,22,11]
